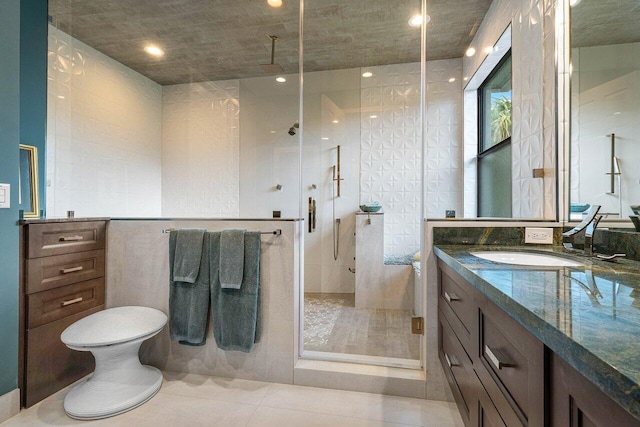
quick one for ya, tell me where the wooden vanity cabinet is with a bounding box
[438,260,544,427]
[20,220,107,407]
[437,258,638,427]
[550,353,638,427]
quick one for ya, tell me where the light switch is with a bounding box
[0,184,9,208]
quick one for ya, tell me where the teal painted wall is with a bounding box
[0,0,22,396]
[20,0,48,216]
[0,0,48,397]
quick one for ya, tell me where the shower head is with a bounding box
[288,122,299,136]
[260,35,285,74]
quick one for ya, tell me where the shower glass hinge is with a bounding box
[411,317,424,335]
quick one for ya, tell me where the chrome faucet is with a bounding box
[563,205,602,255]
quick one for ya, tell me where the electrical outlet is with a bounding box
[0,184,9,208]
[525,227,554,244]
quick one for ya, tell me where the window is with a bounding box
[477,52,512,217]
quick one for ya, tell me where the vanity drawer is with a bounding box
[24,305,102,407]
[474,371,507,427]
[439,260,475,351]
[26,221,106,258]
[27,278,105,329]
[439,309,474,425]
[25,249,105,294]
[476,301,545,427]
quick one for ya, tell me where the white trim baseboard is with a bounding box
[0,388,20,424]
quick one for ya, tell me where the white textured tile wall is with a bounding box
[425,59,463,219]
[361,61,462,253]
[462,0,551,219]
[301,69,359,294]
[162,81,240,217]
[360,63,422,257]
[46,26,162,217]
[238,75,300,220]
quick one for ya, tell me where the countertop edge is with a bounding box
[433,246,640,421]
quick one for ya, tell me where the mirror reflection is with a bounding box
[569,0,640,222]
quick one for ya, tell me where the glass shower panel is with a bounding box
[46,1,300,219]
[301,0,424,367]
[239,76,301,219]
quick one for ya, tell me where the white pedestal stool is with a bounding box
[61,306,167,420]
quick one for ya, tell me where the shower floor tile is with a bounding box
[304,293,420,360]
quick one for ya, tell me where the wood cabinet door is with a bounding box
[550,353,639,427]
[24,306,103,407]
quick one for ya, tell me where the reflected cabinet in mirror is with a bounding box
[569,0,640,223]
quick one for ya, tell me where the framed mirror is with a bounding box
[568,0,640,223]
[19,144,40,219]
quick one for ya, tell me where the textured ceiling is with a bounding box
[49,0,492,85]
[571,0,640,48]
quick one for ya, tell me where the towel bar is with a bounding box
[162,228,282,236]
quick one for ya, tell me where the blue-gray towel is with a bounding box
[173,228,206,283]
[169,231,210,346]
[220,229,246,289]
[210,231,261,353]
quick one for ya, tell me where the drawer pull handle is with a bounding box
[444,291,460,302]
[61,266,83,274]
[60,235,84,242]
[445,353,460,368]
[61,297,83,306]
[485,345,514,370]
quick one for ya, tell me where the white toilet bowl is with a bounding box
[61,306,167,420]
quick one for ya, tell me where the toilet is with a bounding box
[60,306,167,420]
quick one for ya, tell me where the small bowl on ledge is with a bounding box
[360,203,382,213]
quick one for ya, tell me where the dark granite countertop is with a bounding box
[434,245,640,421]
[18,217,111,224]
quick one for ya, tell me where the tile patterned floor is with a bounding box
[304,293,420,360]
[1,372,463,427]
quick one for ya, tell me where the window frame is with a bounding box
[477,49,513,217]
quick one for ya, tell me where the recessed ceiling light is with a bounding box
[321,137,329,140]
[484,46,494,54]
[267,0,283,7]
[465,47,476,57]
[332,119,340,124]
[144,45,164,57]
[569,0,581,6]
[463,77,469,81]
[276,76,286,83]
[369,114,378,119]
[408,13,430,27]
[270,130,276,133]
[448,77,456,83]
[57,95,65,99]
[362,71,373,78]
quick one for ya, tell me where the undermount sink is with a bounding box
[470,251,583,267]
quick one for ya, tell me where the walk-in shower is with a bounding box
[300,0,425,369]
